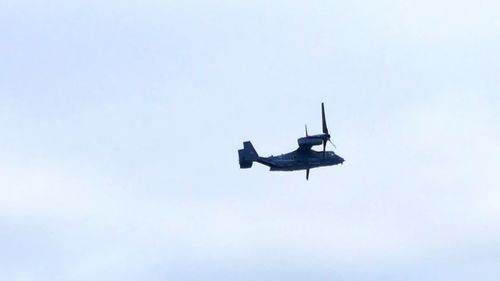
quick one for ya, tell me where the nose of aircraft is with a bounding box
[339,156,345,164]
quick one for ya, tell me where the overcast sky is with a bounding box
[1,0,499,280]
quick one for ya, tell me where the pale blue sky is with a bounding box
[1,1,499,280]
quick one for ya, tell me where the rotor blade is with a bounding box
[306,169,310,180]
[305,124,308,137]
[329,139,336,149]
[322,102,329,135]
[323,140,326,153]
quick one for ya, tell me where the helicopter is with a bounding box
[238,103,344,180]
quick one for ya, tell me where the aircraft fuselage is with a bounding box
[259,149,344,171]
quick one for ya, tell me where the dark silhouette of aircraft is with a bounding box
[238,103,344,180]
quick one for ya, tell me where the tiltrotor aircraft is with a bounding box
[238,103,344,180]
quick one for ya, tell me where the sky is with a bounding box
[0,0,499,280]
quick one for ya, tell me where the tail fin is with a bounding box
[238,141,259,169]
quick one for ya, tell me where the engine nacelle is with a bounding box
[297,137,322,147]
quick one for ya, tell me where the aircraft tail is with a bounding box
[238,141,259,169]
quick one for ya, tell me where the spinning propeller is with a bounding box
[302,103,336,156]
[321,102,336,153]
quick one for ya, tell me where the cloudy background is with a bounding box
[1,0,499,280]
